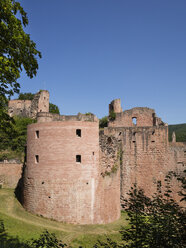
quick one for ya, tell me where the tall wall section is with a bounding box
[106,100,186,204]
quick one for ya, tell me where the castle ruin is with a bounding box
[1,91,185,224]
[8,90,49,119]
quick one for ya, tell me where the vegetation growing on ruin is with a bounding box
[109,111,116,121]
[168,123,186,142]
[99,116,108,129]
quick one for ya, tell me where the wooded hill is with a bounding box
[168,123,186,142]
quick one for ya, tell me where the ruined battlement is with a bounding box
[37,112,98,123]
[108,104,166,128]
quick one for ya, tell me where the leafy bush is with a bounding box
[95,173,186,248]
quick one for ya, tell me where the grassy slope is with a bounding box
[0,189,127,247]
[168,123,186,142]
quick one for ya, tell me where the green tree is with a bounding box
[99,116,108,128]
[95,180,186,248]
[18,92,35,100]
[0,0,41,98]
[49,103,60,114]
[0,0,41,130]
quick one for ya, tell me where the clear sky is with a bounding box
[17,0,186,124]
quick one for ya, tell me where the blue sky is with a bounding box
[17,0,186,124]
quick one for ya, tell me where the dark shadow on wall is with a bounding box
[14,146,27,204]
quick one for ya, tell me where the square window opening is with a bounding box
[35,130,39,139]
[76,155,81,163]
[35,155,39,164]
[76,129,81,137]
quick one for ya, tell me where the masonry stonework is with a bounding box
[23,116,120,224]
[0,162,22,188]
[8,90,49,119]
[2,95,185,224]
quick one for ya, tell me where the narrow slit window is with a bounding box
[76,129,81,137]
[35,130,39,139]
[35,155,39,164]
[76,155,81,163]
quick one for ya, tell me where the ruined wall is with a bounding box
[104,124,186,205]
[0,162,22,188]
[8,90,49,119]
[108,107,164,128]
[98,131,121,223]
[8,100,32,117]
[23,118,120,224]
[37,112,98,123]
[109,99,123,114]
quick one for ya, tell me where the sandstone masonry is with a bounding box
[8,90,49,119]
[1,95,185,224]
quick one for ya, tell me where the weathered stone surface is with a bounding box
[23,118,120,224]
[0,162,22,188]
[8,90,49,119]
[1,96,185,225]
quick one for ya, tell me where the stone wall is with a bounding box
[0,162,22,188]
[108,107,165,127]
[8,90,49,119]
[23,118,120,224]
[8,100,32,118]
[37,112,98,123]
[98,131,121,223]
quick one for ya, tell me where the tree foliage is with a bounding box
[99,116,108,129]
[0,0,41,98]
[18,92,34,100]
[0,116,35,161]
[95,175,186,248]
[49,103,60,114]
[109,111,116,121]
[0,0,41,134]
[168,124,186,142]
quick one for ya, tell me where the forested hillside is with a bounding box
[168,123,186,142]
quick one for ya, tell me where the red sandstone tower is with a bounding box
[23,113,120,224]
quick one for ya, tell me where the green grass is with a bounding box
[0,189,127,247]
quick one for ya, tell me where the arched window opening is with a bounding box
[132,117,137,125]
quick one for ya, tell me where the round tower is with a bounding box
[23,120,117,224]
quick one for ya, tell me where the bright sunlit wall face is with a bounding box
[24,120,104,224]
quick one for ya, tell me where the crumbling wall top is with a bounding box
[108,99,166,128]
[37,112,98,123]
